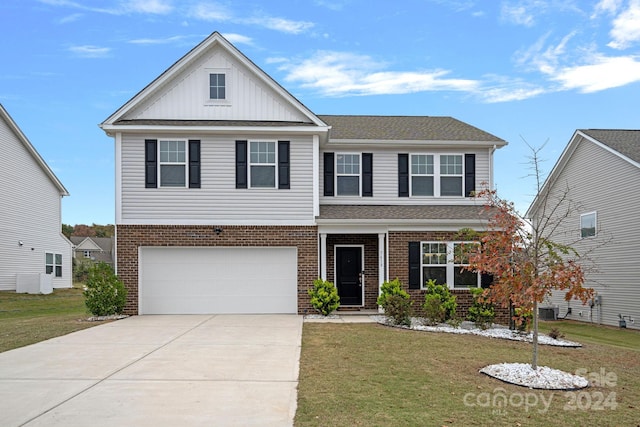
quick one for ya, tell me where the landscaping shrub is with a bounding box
[467,287,495,330]
[514,307,533,332]
[83,262,127,316]
[308,278,340,316]
[422,279,456,325]
[73,258,92,283]
[376,278,409,307]
[548,327,565,340]
[382,294,413,326]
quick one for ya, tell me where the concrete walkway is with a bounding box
[0,315,302,427]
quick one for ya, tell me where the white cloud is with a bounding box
[552,54,640,92]
[607,0,640,49]
[592,0,623,17]
[58,13,83,23]
[501,2,536,27]
[279,51,479,96]
[516,31,577,74]
[38,0,172,15]
[245,16,314,34]
[221,33,253,45]
[188,2,232,21]
[68,45,112,58]
[128,35,191,44]
[123,0,173,14]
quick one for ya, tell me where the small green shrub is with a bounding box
[548,327,565,340]
[308,278,340,316]
[467,287,495,330]
[377,278,410,307]
[514,307,533,332]
[83,262,127,316]
[422,279,457,325]
[382,294,413,326]
[73,258,93,283]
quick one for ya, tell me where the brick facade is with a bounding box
[388,231,510,324]
[116,225,318,315]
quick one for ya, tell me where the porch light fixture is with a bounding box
[18,241,23,246]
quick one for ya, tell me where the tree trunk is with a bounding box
[532,300,539,370]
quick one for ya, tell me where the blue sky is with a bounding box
[2,0,640,225]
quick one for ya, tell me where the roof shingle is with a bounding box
[580,129,640,164]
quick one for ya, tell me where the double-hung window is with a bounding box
[411,154,434,196]
[209,73,226,100]
[420,242,479,289]
[46,253,62,277]
[250,141,276,188]
[159,140,186,187]
[580,211,597,238]
[336,154,360,196]
[440,155,463,196]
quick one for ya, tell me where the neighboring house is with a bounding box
[100,32,507,315]
[69,236,114,266]
[527,130,640,330]
[0,104,72,292]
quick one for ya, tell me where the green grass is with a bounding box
[0,285,109,353]
[539,319,640,351]
[295,322,640,426]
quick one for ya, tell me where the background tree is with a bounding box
[467,144,594,370]
[62,224,74,238]
[71,224,96,237]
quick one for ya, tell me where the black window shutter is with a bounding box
[189,140,201,188]
[324,152,334,196]
[465,153,476,197]
[408,241,421,289]
[278,141,290,189]
[362,153,373,197]
[398,154,409,197]
[236,140,247,189]
[145,139,157,188]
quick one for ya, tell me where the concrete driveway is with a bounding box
[0,314,302,427]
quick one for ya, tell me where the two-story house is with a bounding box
[100,32,506,315]
[527,130,640,330]
[0,104,72,292]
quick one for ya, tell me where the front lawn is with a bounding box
[0,286,109,353]
[295,321,640,426]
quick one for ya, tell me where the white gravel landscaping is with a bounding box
[480,363,589,390]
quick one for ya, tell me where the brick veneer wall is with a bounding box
[326,234,379,310]
[116,225,318,315]
[388,231,510,324]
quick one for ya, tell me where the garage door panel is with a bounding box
[140,247,297,314]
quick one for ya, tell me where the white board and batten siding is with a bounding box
[125,46,310,123]
[540,135,640,329]
[119,134,315,225]
[0,111,72,290]
[319,146,492,205]
[139,246,298,314]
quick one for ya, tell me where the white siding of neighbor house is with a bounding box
[125,47,309,123]
[536,135,640,330]
[119,133,315,224]
[0,115,72,290]
[320,146,492,205]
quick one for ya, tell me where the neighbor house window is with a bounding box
[580,212,597,238]
[83,250,91,258]
[250,141,276,187]
[159,140,186,187]
[440,155,463,196]
[411,154,434,196]
[421,242,479,289]
[336,154,360,196]
[209,73,225,100]
[46,253,62,277]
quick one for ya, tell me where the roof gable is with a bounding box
[318,115,507,145]
[73,237,103,251]
[527,129,640,217]
[101,32,325,128]
[0,104,68,196]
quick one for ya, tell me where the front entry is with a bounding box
[336,246,363,306]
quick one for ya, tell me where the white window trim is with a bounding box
[45,252,63,278]
[580,211,597,238]
[420,241,480,289]
[83,250,91,258]
[335,152,362,197]
[158,139,188,188]
[409,153,435,197]
[248,140,277,189]
[409,153,464,197]
[204,68,231,105]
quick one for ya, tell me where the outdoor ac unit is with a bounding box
[538,307,557,321]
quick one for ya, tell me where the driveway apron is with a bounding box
[0,314,302,427]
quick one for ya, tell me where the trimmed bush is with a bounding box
[467,287,495,330]
[383,294,413,326]
[422,279,456,325]
[83,262,127,316]
[308,278,340,316]
[376,278,409,307]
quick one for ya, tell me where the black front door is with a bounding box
[336,246,362,305]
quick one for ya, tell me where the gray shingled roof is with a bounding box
[580,129,640,164]
[317,204,491,221]
[318,115,506,143]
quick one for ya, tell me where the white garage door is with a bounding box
[139,247,298,314]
